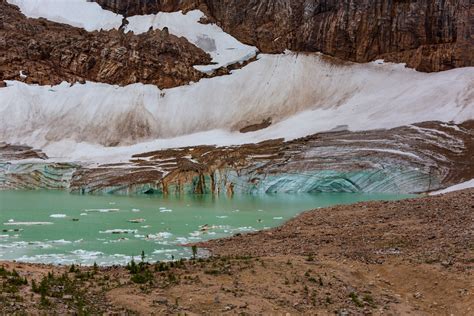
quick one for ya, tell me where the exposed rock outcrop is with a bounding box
[0,1,211,88]
[94,0,474,72]
[0,142,47,160]
[94,0,199,16]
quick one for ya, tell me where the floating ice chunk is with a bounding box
[84,208,119,213]
[109,238,129,243]
[189,231,201,237]
[128,218,146,223]
[176,237,188,244]
[152,249,178,254]
[147,232,173,239]
[4,222,53,226]
[51,239,72,244]
[99,229,137,234]
[71,249,103,260]
[237,226,254,231]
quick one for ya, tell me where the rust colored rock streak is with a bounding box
[0,2,211,88]
[95,0,474,72]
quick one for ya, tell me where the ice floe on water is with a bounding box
[153,249,178,254]
[4,221,53,226]
[99,229,137,234]
[84,208,119,213]
[146,232,173,240]
[50,239,72,244]
[128,218,146,223]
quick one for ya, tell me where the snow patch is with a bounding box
[430,179,474,195]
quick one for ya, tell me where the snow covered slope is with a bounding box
[2,0,474,166]
[1,53,473,162]
[7,0,258,72]
[430,179,474,195]
[7,0,122,31]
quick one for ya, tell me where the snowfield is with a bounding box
[2,0,474,170]
[1,53,473,162]
[7,0,258,72]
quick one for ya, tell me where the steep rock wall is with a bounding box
[95,0,474,72]
[0,1,211,88]
[94,0,199,15]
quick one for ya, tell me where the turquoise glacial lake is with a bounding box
[0,191,412,265]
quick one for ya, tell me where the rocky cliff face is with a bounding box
[95,0,473,72]
[0,1,211,88]
[94,0,198,16]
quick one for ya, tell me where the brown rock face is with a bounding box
[94,0,473,72]
[0,2,211,88]
[94,0,199,16]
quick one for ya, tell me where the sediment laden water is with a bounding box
[0,190,413,265]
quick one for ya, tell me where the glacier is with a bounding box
[1,0,473,194]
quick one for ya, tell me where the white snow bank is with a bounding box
[430,179,474,195]
[1,53,473,163]
[7,0,122,31]
[125,10,258,72]
[7,0,258,71]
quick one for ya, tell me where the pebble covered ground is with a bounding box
[1,189,473,314]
